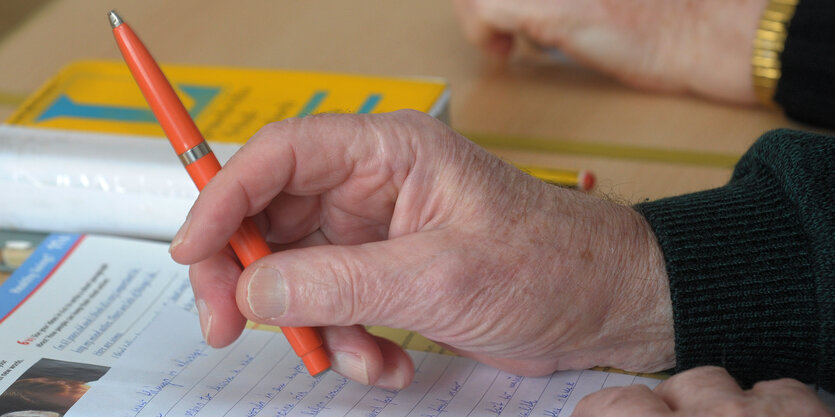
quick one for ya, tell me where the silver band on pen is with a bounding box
[178,141,212,166]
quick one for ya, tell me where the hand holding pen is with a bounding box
[167,106,675,389]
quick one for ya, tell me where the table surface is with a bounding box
[0,0,814,201]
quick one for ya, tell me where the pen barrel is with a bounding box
[230,220,330,375]
[197,161,328,374]
[185,156,274,266]
[112,23,205,155]
[184,152,221,190]
[283,327,330,375]
[231,219,329,376]
[111,14,330,376]
[229,218,272,267]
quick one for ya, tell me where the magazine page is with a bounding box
[0,232,194,368]
[0,350,109,416]
[0,231,196,415]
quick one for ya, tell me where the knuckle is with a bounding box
[388,108,440,129]
[668,365,732,387]
[309,256,362,325]
[310,248,379,326]
[688,365,732,379]
[391,107,426,119]
[711,399,754,417]
[332,271,362,325]
[752,377,807,392]
[656,366,735,398]
[251,119,288,141]
[575,385,647,414]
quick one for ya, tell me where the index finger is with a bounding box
[168,111,422,265]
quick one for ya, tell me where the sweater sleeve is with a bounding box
[774,0,835,128]
[634,129,834,390]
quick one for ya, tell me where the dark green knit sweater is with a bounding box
[636,129,834,391]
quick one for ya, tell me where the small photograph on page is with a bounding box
[0,231,46,285]
[0,358,108,417]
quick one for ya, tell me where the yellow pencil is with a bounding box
[516,165,596,191]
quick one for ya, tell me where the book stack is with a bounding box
[1,61,450,240]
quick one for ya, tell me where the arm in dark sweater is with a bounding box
[636,129,834,390]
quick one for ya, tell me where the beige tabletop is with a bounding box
[0,0,811,201]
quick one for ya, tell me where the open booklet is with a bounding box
[0,232,661,416]
[0,232,194,416]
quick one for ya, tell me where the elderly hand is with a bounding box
[169,110,673,388]
[452,0,768,104]
[573,366,835,417]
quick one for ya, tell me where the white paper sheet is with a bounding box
[66,307,661,417]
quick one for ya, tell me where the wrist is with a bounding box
[555,195,675,373]
[604,205,675,372]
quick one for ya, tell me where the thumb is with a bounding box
[236,231,452,329]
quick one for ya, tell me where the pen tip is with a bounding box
[108,10,123,28]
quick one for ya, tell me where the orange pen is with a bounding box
[108,10,330,376]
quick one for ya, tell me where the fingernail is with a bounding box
[246,266,287,319]
[331,352,370,385]
[196,298,212,343]
[169,213,192,253]
[375,365,412,390]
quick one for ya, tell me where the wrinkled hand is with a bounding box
[574,366,834,417]
[169,110,673,389]
[453,0,768,104]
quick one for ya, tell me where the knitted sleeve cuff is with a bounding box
[635,129,833,388]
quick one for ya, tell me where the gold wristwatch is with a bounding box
[752,0,799,107]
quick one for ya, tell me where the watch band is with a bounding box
[752,0,799,107]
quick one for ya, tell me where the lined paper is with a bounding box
[66,307,661,417]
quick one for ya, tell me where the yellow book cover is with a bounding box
[6,60,450,143]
